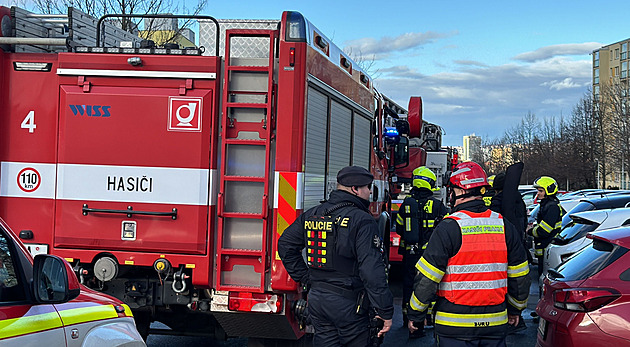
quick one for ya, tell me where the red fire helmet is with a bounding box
[449,161,488,190]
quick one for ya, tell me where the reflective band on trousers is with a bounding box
[435,310,508,328]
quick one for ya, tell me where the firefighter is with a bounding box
[395,166,447,337]
[529,176,564,279]
[407,161,531,347]
[277,166,393,347]
[483,174,497,206]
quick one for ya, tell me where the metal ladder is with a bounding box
[216,29,277,291]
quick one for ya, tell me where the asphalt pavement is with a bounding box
[147,264,541,347]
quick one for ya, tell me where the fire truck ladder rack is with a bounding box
[216,29,277,292]
[1,6,142,53]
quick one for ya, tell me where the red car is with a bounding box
[536,226,630,346]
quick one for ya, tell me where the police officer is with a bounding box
[278,166,393,346]
[395,166,447,337]
[407,161,531,347]
[530,176,564,279]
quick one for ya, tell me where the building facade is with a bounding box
[462,134,482,162]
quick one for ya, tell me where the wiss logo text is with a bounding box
[69,105,111,117]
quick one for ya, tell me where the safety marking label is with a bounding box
[17,167,41,192]
[168,96,202,132]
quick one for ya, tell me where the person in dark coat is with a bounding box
[278,166,393,347]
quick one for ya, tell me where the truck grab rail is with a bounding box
[82,204,178,220]
[96,13,220,56]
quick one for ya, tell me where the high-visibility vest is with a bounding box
[438,210,508,306]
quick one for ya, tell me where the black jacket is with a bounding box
[533,196,563,249]
[407,199,531,339]
[490,191,528,242]
[396,187,448,247]
[277,190,394,320]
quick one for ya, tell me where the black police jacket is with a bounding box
[407,199,531,339]
[277,190,394,320]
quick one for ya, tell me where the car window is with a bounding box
[562,201,595,226]
[554,221,599,244]
[0,231,26,303]
[552,239,627,282]
[522,191,536,200]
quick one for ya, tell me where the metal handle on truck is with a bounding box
[82,204,178,219]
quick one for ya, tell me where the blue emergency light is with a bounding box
[384,126,400,144]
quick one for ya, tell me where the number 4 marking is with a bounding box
[21,111,36,133]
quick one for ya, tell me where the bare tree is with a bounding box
[343,46,380,79]
[32,0,206,37]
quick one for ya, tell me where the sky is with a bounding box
[4,0,628,146]
[193,0,624,147]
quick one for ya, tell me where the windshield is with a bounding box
[551,238,627,282]
[562,201,595,226]
[553,221,599,245]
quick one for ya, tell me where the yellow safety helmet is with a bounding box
[487,175,496,188]
[412,166,438,190]
[533,176,558,195]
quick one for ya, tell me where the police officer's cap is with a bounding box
[337,166,374,187]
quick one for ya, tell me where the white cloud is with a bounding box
[344,31,457,59]
[541,78,582,90]
[374,54,593,146]
[513,42,602,62]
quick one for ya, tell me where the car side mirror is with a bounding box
[32,254,81,304]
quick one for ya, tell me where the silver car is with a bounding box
[543,207,630,277]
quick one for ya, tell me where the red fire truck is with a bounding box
[0,6,422,344]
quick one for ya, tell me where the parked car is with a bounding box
[559,190,630,217]
[560,193,630,228]
[536,227,630,346]
[543,207,630,276]
[521,189,539,207]
[0,218,145,346]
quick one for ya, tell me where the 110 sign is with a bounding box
[17,167,41,192]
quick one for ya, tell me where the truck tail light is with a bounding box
[553,288,620,312]
[289,47,295,67]
[228,292,283,313]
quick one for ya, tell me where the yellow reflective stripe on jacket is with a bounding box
[434,309,508,328]
[507,294,528,310]
[396,213,404,225]
[423,220,435,228]
[508,261,530,277]
[409,293,429,311]
[416,256,445,283]
[534,248,544,257]
[0,307,62,339]
[57,304,119,326]
[123,304,134,317]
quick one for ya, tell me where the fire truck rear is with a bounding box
[0,6,412,344]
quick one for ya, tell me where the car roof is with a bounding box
[577,193,630,208]
[589,225,630,248]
